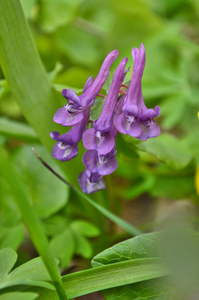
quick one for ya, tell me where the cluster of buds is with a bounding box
[50,44,160,194]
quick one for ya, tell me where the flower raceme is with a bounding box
[51,44,161,193]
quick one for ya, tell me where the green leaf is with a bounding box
[92,232,170,300]
[13,145,68,218]
[92,232,162,267]
[0,224,24,251]
[100,279,173,300]
[74,233,93,258]
[35,257,167,299]
[90,97,106,121]
[50,229,75,269]
[0,153,66,299]
[123,175,155,200]
[55,24,101,67]
[0,292,38,300]
[151,173,195,199]
[0,248,54,290]
[160,95,187,129]
[0,248,17,279]
[0,117,38,143]
[38,0,84,32]
[48,62,63,82]
[71,220,100,237]
[138,134,193,169]
[0,0,65,153]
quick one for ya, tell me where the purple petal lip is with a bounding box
[78,171,106,194]
[82,128,116,155]
[137,122,161,141]
[50,131,73,145]
[83,150,118,176]
[114,113,142,137]
[51,142,78,162]
[53,106,84,126]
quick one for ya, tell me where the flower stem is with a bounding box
[32,148,142,236]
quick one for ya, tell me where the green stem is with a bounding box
[78,190,142,236]
[33,149,142,236]
[0,156,67,300]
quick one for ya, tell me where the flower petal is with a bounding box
[83,128,116,155]
[96,131,116,155]
[82,128,96,150]
[78,171,106,194]
[98,157,118,176]
[52,142,78,161]
[114,113,128,134]
[62,89,80,106]
[137,122,161,141]
[127,121,142,137]
[53,106,84,126]
[94,57,128,133]
[83,150,98,173]
[83,76,94,92]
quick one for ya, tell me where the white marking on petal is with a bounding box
[63,147,73,158]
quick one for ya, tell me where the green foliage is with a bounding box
[0,0,199,298]
[138,134,193,169]
[49,219,100,268]
[0,292,38,300]
[13,146,68,218]
[92,232,170,299]
[0,248,53,290]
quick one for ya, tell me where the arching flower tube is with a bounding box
[82,57,128,155]
[53,50,119,127]
[114,43,160,140]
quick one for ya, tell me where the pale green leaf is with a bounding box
[50,229,75,269]
[71,220,100,237]
[0,292,38,300]
[0,117,38,143]
[13,145,68,218]
[0,248,54,290]
[138,134,193,169]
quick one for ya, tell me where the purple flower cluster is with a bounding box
[51,44,160,194]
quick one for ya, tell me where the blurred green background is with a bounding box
[0,0,199,273]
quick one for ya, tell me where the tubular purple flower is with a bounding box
[50,108,90,161]
[82,57,128,155]
[94,57,128,133]
[53,50,119,127]
[83,148,118,176]
[78,170,106,194]
[82,126,117,155]
[114,43,161,140]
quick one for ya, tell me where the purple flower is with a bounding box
[50,108,90,161]
[114,43,160,140]
[78,170,106,194]
[50,43,161,194]
[82,57,128,155]
[53,50,119,127]
[83,147,118,176]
